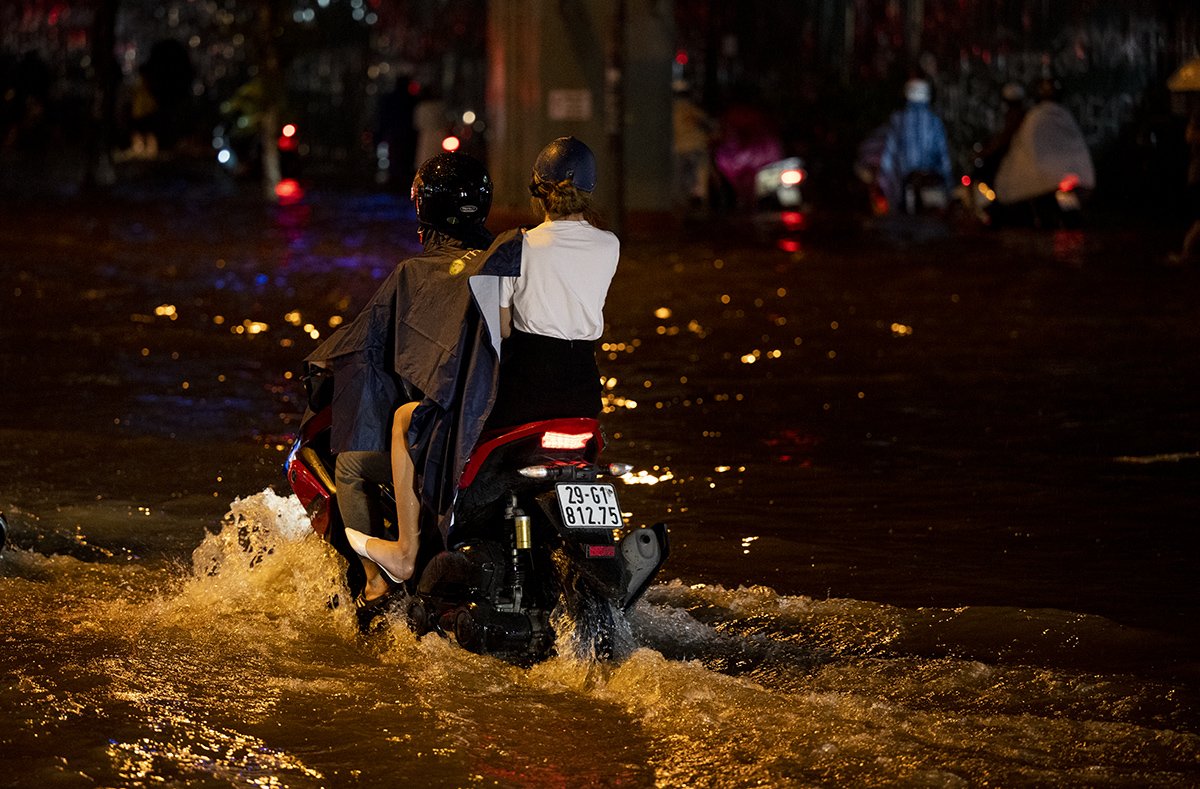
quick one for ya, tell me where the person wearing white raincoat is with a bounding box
[994,79,1095,218]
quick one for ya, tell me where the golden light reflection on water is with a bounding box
[107,718,324,786]
[619,467,674,485]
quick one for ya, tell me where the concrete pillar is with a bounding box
[486,0,673,227]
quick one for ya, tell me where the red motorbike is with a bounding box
[286,373,668,662]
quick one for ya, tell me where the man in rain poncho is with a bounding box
[303,152,514,606]
[877,79,953,214]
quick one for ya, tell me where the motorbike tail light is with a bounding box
[1058,173,1079,192]
[275,178,304,205]
[461,418,603,488]
[541,431,592,450]
[780,168,805,186]
[287,458,331,535]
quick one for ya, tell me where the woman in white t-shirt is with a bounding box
[488,137,619,427]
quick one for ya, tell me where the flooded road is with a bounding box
[2,190,1198,786]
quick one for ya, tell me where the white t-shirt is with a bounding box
[499,220,619,341]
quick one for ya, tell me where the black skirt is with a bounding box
[486,329,601,428]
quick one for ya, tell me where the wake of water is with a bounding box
[1,489,1197,787]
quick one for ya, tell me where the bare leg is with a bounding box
[335,450,393,601]
[348,402,420,584]
[387,401,421,579]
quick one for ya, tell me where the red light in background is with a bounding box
[675,49,688,66]
[442,135,461,152]
[1058,173,1079,192]
[278,123,298,151]
[275,178,304,205]
[777,238,802,253]
[961,175,972,186]
[780,211,806,230]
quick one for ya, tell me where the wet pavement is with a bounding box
[2,182,1199,786]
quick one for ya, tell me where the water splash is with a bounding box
[5,491,1198,786]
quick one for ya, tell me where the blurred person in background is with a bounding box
[712,99,783,210]
[877,78,953,214]
[993,78,1095,227]
[121,66,158,160]
[672,80,714,214]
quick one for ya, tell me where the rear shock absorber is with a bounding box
[507,494,531,610]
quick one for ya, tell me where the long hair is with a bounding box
[530,179,604,228]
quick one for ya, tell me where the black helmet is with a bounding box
[530,136,597,193]
[411,152,493,242]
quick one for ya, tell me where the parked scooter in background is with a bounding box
[754,157,807,210]
[751,156,809,249]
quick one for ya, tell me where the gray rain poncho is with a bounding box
[304,230,524,544]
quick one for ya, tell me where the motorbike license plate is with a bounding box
[556,483,622,530]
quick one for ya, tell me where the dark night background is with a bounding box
[2,0,1199,217]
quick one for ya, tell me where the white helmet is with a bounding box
[904,79,931,103]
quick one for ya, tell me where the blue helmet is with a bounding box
[530,136,597,193]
